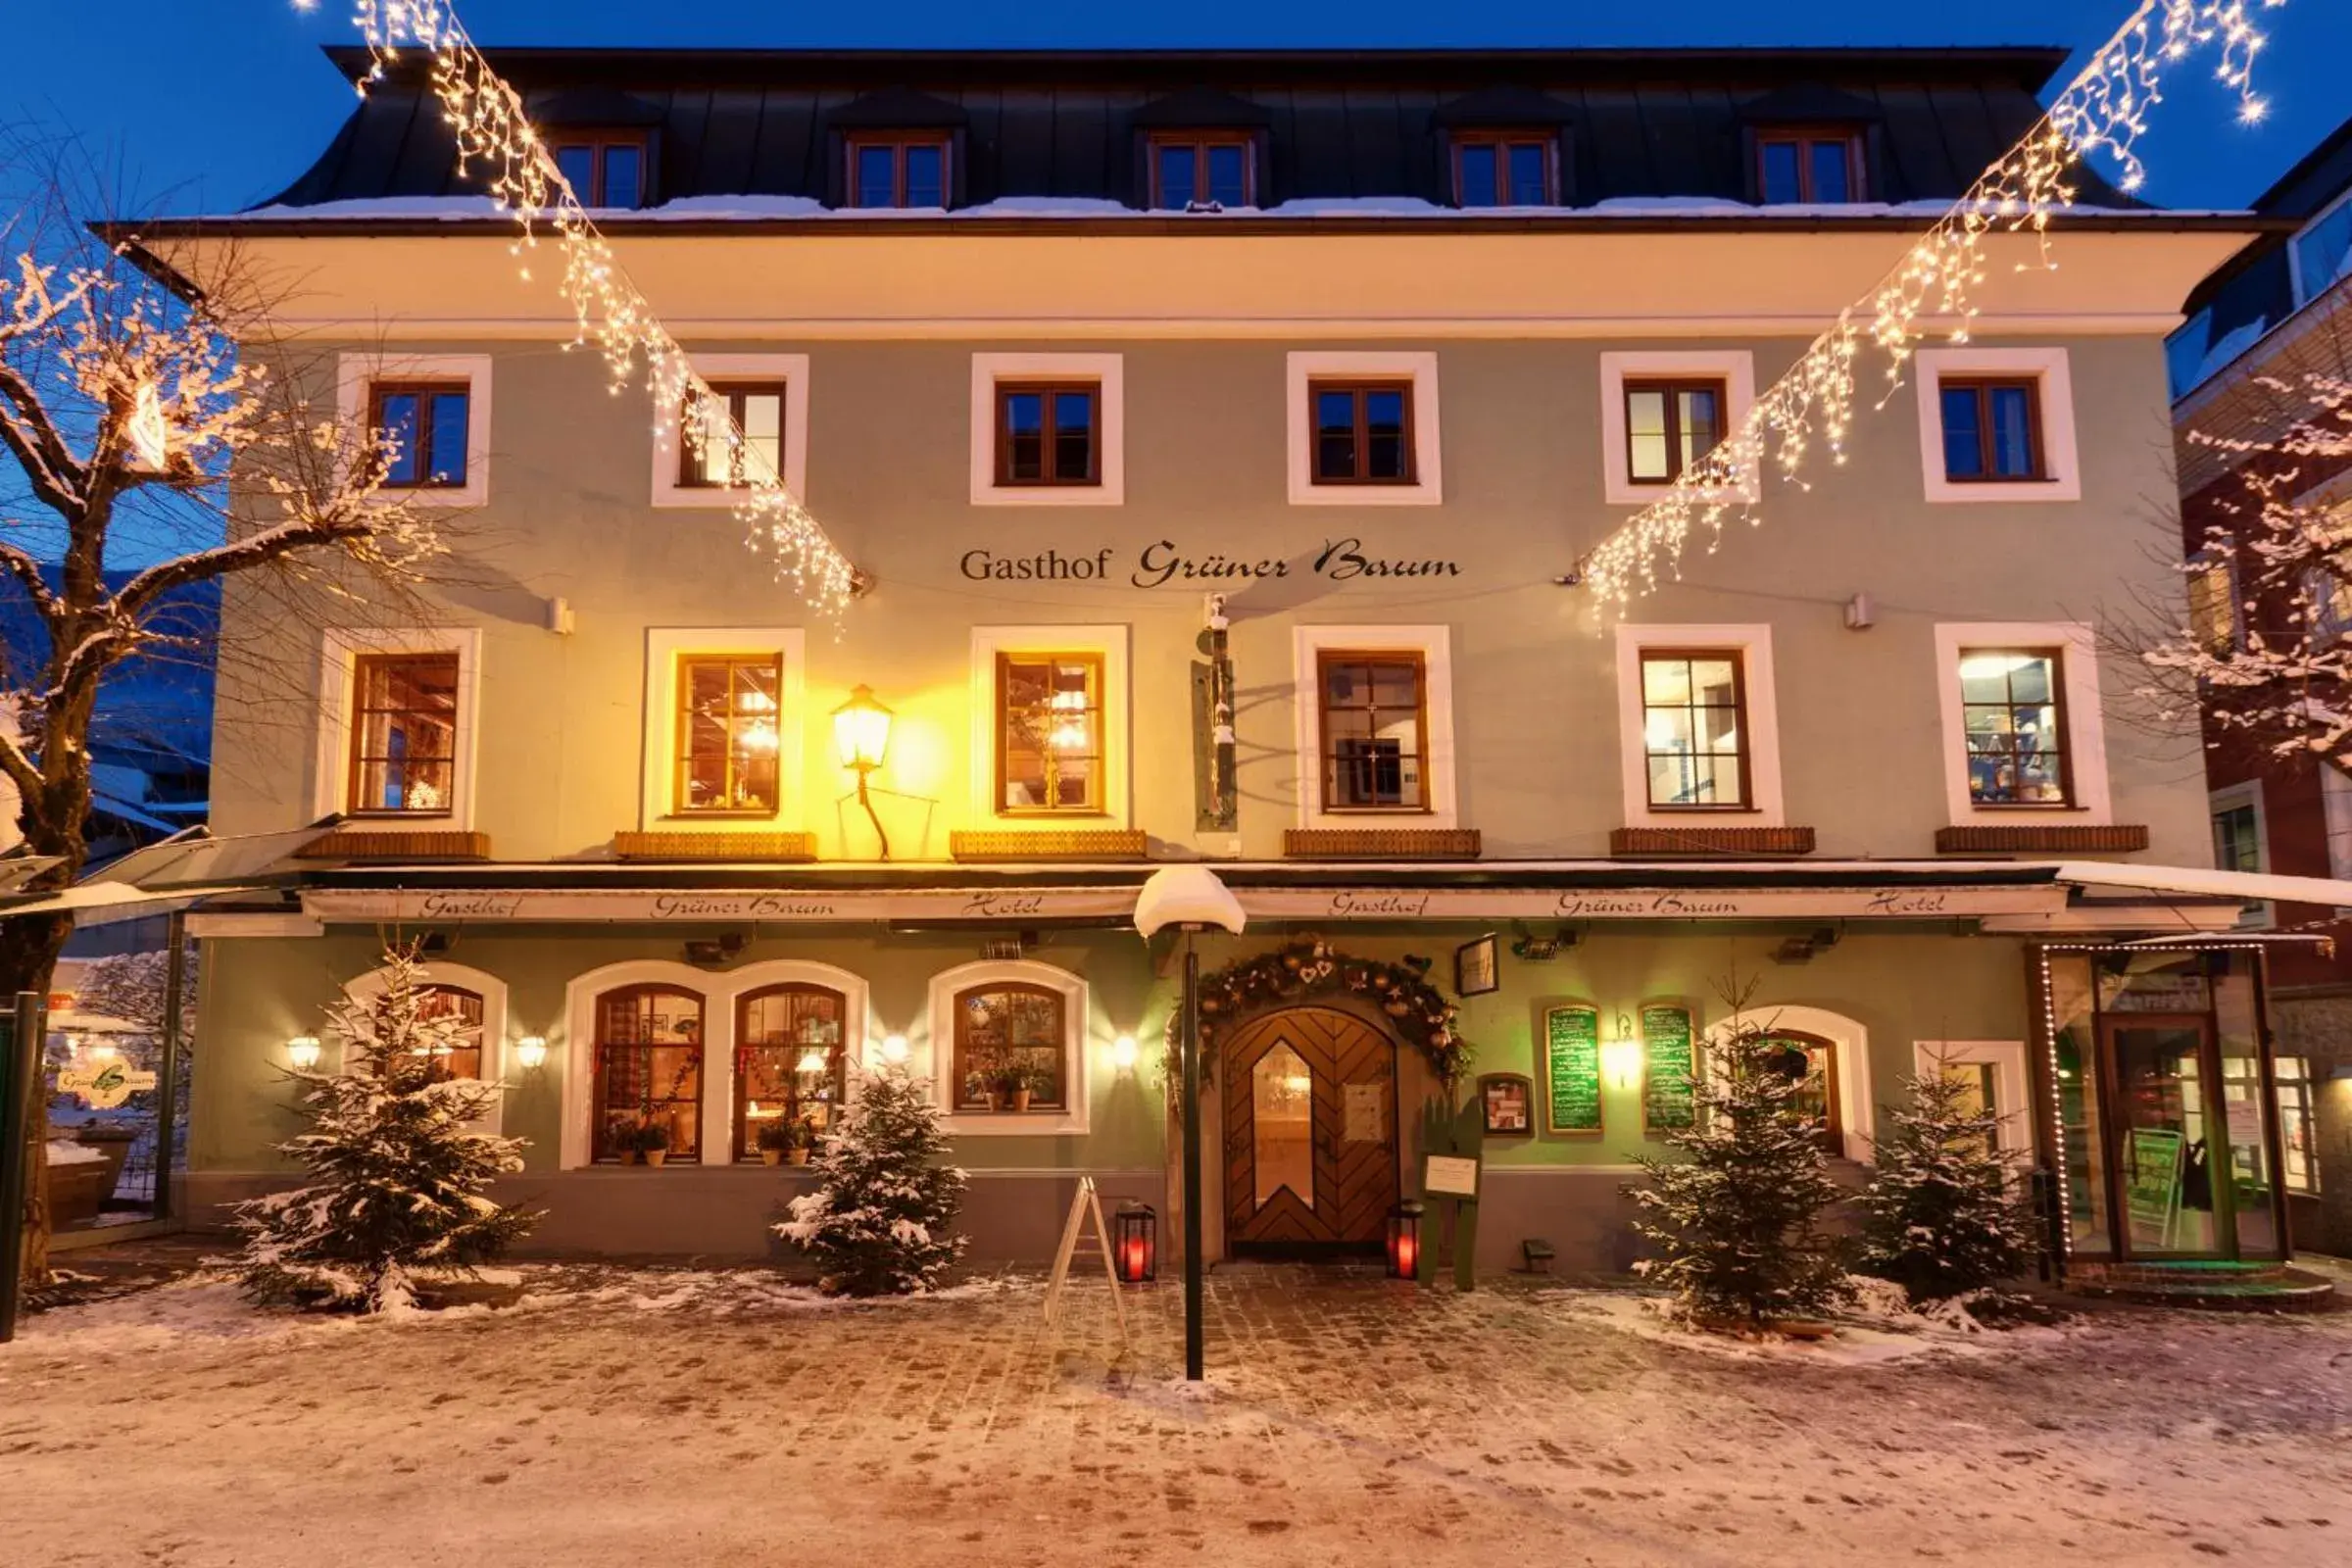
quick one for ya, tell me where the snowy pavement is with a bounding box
[4,1260,2349,1567]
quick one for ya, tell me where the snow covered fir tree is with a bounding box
[1858,1054,2040,1305]
[777,1065,968,1296]
[1630,984,1851,1330]
[230,944,537,1313]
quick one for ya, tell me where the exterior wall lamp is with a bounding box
[879,1032,909,1065]
[832,684,895,859]
[1110,1034,1139,1073]
[1600,1015,1643,1092]
[285,1035,323,1071]
[514,1036,550,1071]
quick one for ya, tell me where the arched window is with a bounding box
[593,984,705,1163]
[1764,1029,1842,1152]
[735,983,848,1161]
[415,985,486,1082]
[953,982,1066,1112]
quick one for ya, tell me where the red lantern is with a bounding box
[1386,1200,1424,1280]
[1114,1200,1156,1284]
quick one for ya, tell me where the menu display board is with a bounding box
[2124,1127,2185,1250]
[1641,1004,1697,1133]
[1542,1004,1603,1136]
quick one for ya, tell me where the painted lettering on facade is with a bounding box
[956,539,1464,590]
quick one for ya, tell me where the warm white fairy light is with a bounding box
[1585,0,2286,608]
[343,2,863,612]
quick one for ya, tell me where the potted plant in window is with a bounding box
[965,1067,1004,1113]
[995,1063,1034,1113]
[620,1118,671,1167]
[756,1118,795,1166]
[786,1118,815,1166]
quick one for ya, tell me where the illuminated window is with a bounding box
[416,985,486,1082]
[1639,651,1749,809]
[2275,1055,2320,1196]
[592,985,704,1163]
[675,655,782,815]
[1624,378,1727,484]
[734,984,847,1161]
[996,653,1103,813]
[1317,652,1428,811]
[1958,649,2070,807]
[347,653,459,815]
[678,383,786,489]
[953,983,1066,1111]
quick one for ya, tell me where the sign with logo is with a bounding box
[58,1057,159,1110]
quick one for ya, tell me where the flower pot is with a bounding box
[788,1148,810,1166]
[985,1092,1004,1112]
[760,1149,783,1166]
[644,1149,667,1168]
[616,1150,640,1166]
[1011,1089,1033,1112]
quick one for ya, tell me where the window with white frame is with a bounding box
[1913,347,2081,503]
[1598,351,1757,505]
[1292,624,1457,829]
[1286,352,1442,506]
[336,354,492,508]
[1910,1040,2031,1160]
[1932,622,2111,825]
[652,354,810,508]
[969,354,1124,506]
[1611,623,1785,828]
[640,628,807,828]
[970,626,1130,824]
[314,628,482,830]
[342,961,510,1134]
[925,960,1091,1135]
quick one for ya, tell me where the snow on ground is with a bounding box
[4,1260,2347,1567]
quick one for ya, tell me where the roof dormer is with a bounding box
[1132,90,1272,212]
[1736,84,1886,205]
[828,87,969,210]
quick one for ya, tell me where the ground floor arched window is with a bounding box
[735,983,848,1159]
[593,984,705,1162]
[954,982,1066,1112]
[1764,1029,1841,1153]
[415,985,485,1082]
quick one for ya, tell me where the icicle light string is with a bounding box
[343,1,863,612]
[1583,0,2283,609]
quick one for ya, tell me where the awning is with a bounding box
[2054,862,2352,907]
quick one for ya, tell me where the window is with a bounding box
[1756,128,1864,203]
[1939,379,2044,483]
[848,134,950,209]
[368,382,470,489]
[2188,556,2238,655]
[995,383,1098,487]
[1315,651,1428,812]
[1765,1031,1842,1152]
[2211,784,2269,927]
[675,655,783,815]
[679,383,785,489]
[1639,651,1749,810]
[551,133,647,209]
[2291,189,2352,307]
[953,983,1066,1112]
[346,652,459,816]
[735,984,847,1162]
[592,985,704,1163]
[415,986,486,1082]
[1149,133,1253,210]
[2276,1055,2321,1196]
[1958,649,2070,807]
[1452,131,1555,207]
[1624,378,1727,485]
[996,652,1104,813]
[1310,381,1415,486]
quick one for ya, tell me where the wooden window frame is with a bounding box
[1314,648,1433,815]
[1449,129,1558,207]
[1147,131,1256,210]
[416,985,487,1083]
[366,380,470,490]
[1957,645,2075,809]
[1622,376,1730,486]
[1754,126,1867,203]
[672,653,785,818]
[846,132,953,209]
[1638,648,1754,812]
[992,381,1101,488]
[732,982,848,1163]
[1307,379,1417,487]
[345,651,461,818]
[591,984,706,1164]
[549,131,650,209]
[677,381,789,490]
[952,981,1069,1113]
[1770,1030,1844,1153]
[994,650,1107,816]
[1938,376,2048,484]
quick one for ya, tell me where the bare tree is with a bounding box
[3,141,450,1287]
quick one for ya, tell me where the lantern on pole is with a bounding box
[1387,1200,1425,1280]
[1113,1200,1156,1284]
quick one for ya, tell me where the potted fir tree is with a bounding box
[756,1118,794,1166]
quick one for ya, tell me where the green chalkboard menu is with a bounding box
[1641,1004,1696,1133]
[1542,1004,1603,1136]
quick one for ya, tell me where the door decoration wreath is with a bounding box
[1170,938,1474,1086]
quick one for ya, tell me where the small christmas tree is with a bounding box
[1857,1054,2039,1304]
[776,1065,967,1296]
[231,943,537,1313]
[1630,981,1850,1329]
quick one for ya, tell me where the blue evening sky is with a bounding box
[1,1,2347,216]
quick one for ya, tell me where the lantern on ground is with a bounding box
[1386,1199,1424,1280]
[1113,1200,1156,1284]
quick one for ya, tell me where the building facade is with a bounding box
[146,45,2290,1274]
[2169,112,2352,1255]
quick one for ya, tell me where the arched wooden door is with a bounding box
[1223,1006,1399,1255]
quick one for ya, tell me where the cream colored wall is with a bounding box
[211,326,2206,863]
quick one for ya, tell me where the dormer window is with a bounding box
[1451,131,1556,208]
[1149,132,1253,210]
[1755,126,1865,204]
[849,133,952,209]
[550,132,648,209]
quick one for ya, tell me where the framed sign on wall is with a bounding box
[1454,933,1499,997]
[1541,1003,1603,1136]
[1478,1072,1534,1136]
[1641,1002,1697,1134]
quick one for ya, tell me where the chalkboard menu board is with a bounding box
[1543,1004,1603,1135]
[1641,1004,1696,1133]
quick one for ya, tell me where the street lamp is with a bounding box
[1134,865,1247,1382]
[831,684,895,859]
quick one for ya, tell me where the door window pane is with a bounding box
[1959,650,2067,806]
[2046,956,2110,1251]
[1252,1041,1315,1209]
[2112,1023,2217,1255]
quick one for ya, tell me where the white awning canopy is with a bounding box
[2055,861,2352,908]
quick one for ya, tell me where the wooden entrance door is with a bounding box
[1223,1006,1399,1254]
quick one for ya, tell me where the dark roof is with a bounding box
[257,44,2145,214]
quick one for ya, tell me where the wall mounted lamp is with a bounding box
[285,1035,323,1071]
[832,684,895,859]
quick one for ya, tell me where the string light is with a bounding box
[343,2,863,612]
[1584,0,2286,608]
